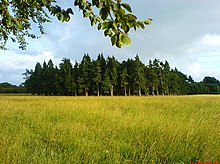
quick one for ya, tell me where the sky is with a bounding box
[1,0,220,85]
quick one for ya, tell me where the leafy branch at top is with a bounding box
[0,0,152,50]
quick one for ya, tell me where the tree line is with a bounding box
[0,82,26,93]
[23,54,220,96]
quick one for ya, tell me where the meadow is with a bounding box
[0,95,219,163]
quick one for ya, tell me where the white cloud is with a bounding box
[186,34,220,54]
[188,63,202,78]
[181,34,220,81]
[0,51,61,70]
[200,34,220,47]
[0,50,62,85]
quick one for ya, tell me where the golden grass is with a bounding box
[0,95,219,163]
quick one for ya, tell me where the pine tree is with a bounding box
[133,55,145,96]
[46,59,56,95]
[97,54,107,95]
[41,61,48,95]
[102,68,111,95]
[120,67,129,96]
[126,58,135,96]
[60,58,73,95]
[32,63,43,95]
[107,56,118,96]
[159,60,170,95]
[92,60,102,96]
[78,54,92,96]
[72,61,79,96]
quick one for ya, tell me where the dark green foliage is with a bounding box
[22,54,220,96]
[106,56,118,96]
[189,76,220,94]
[78,54,92,96]
[92,59,102,96]
[133,55,145,96]
[0,82,26,93]
[119,62,129,96]
[59,59,74,95]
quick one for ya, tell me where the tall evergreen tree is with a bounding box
[97,53,107,95]
[120,67,129,96]
[133,55,145,96]
[102,68,111,95]
[72,61,79,96]
[22,69,34,94]
[160,60,171,95]
[147,60,158,95]
[32,63,43,95]
[126,58,135,96]
[46,59,56,95]
[41,61,49,95]
[92,59,102,96]
[78,54,92,96]
[60,58,73,95]
[107,56,118,96]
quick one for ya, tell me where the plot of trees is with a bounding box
[23,54,220,96]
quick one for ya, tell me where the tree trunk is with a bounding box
[97,86,100,96]
[152,86,155,96]
[156,86,159,95]
[145,90,148,96]
[86,91,88,96]
[138,87,141,96]
[110,84,114,96]
[128,86,131,96]
[124,86,127,96]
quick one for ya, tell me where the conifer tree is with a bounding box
[133,55,145,96]
[107,56,118,96]
[60,58,73,95]
[92,59,102,96]
[78,54,92,96]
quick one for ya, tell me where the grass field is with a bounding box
[0,95,219,163]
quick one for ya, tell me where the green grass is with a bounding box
[0,96,219,163]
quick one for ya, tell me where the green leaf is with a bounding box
[137,21,145,29]
[126,14,137,21]
[120,33,131,45]
[90,17,96,26]
[57,13,64,22]
[83,10,89,17]
[65,15,70,22]
[67,8,73,15]
[121,22,130,33]
[111,34,117,46]
[100,8,108,21]
[116,37,123,48]
[111,2,119,11]
[14,20,23,30]
[121,3,132,13]
[118,8,125,18]
[109,21,117,30]
[144,19,152,25]
[102,22,110,30]
[97,23,102,30]
[42,0,48,6]
[104,29,112,37]
[6,18,14,28]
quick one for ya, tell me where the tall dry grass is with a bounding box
[0,95,219,163]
